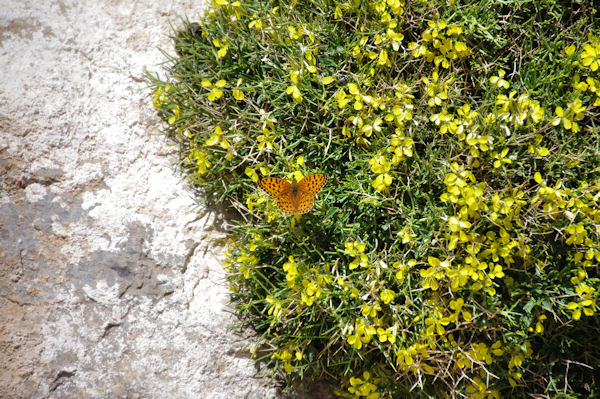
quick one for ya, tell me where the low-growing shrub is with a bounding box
[147,0,600,397]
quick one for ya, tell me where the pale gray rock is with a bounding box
[0,1,286,398]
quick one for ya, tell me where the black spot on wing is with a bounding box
[259,177,288,197]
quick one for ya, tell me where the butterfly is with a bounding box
[258,174,327,214]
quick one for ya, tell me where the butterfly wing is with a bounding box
[277,191,299,214]
[258,177,290,198]
[295,190,315,214]
[293,174,327,214]
[297,174,327,195]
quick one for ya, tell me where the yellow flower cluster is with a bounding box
[494,90,544,128]
[568,283,596,320]
[552,98,586,132]
[531,179,600,320]
[153,85,184,125]
[344,241,369,270]
[265,294,284,325]
[368,154,393,193]
[455,341,504,370]
[348,0,405,71]
[273,348,302,373]
[408,20,470,69]
[388,132,414,165]
[201,77,246,102]
[283,256,299,288]
[189,148,210,178]
[204,125,232,152]
[300,266,331,306]
[226,247,258,280]
[423,70,452,107]
[212,38,229,58]
[573,74,600,106]
[201,78,226,101]
[347,371,381,399]
[580,35,600,71]
[347,318,377,350]
[286,70,303,103]
[395,341,433,373]
[153,84,170,108]
[465,374,500,399]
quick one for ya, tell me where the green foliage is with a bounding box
[147,0,600,397]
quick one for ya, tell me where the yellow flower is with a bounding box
[204,125,230,149]
[369,154,391,174]
[286,85,303,102]
[492,148,512,168]
[581,40,600,71]
[372,173,393,193]
[380,289,395,304]
[347,334,363,350]
[334,6,343,18]
[552,98,586,132]
[190,149,210,176]
[535,314,547,333]
[248,14,262,30]
[245,167,259,182]
[153,84,170,108]
[288,25,305,41]
[361,302,381,318]
[566,223,587,245]
[232,78,245,101]
[265,295,283,323]
[387,28,404,51]
[387,0,404,14]
[335,89,349,108]
[344,241,366,256]
[202,79,226,101]
[212,38,229,58]
[362,119,382,137]
[422,70,449,106]
[232,88,244,100]
[490,69,509,89]
[257,127,274,151]
[396,227,416,244]
[349,253,368,270]
[376,327,397,343]
[290,70,300,84]
[167,105,181,124]
[301,280,322,306]
[283,256,298,287]
[585,77,600,105]
[377,49,390,66]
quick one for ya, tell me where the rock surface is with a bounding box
[0,1,282,397]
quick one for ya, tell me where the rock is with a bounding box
[0,1,282,397]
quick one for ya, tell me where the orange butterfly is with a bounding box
[258,174,327,214]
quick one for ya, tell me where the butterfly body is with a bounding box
[289,178,300,200]
[259,174,327,214]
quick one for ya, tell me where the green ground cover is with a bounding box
[148,1,600,397]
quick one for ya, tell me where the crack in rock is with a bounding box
[49,369,76,393]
